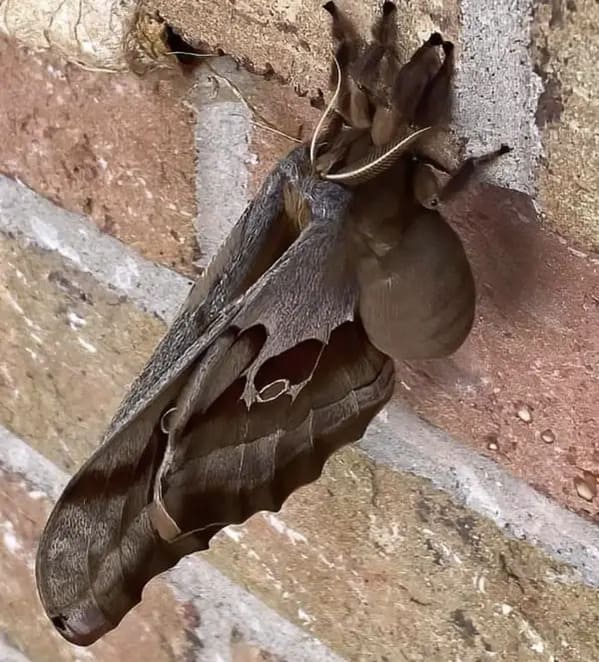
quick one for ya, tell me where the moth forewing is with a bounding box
[36,0,510,647]
[35,146,394,646]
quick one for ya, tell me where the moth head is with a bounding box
[311,2,453,186]
[412,160,448,210]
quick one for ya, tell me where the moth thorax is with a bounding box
[283,183,312,231]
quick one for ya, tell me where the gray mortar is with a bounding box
[2,176,599,587]
[0,424,345,662]
[190,58,254,269]
[0,634,32,662]
[362,405,599,588]
[0,426,66,502]
[170,561,345,662]
[0,175,192,324]
[454,0,544,196]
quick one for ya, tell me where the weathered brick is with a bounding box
[533,0,599,249]
[207,448,599,661]
[2,222,597,660]
[0,235,165,468]
[0,37,198,275]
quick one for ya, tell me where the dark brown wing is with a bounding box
[159,318,393,545]
[357,209,475,360]
[35,167,394,646]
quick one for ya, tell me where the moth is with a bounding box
[36,1,510,646]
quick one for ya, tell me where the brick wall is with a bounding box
[1,1,598,660]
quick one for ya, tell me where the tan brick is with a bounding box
[533,0,599,249]
[208,448,599,661]
[0,235,165,468]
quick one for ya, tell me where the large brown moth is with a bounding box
[36,1,510,646]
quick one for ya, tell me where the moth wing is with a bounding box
[105,147,308,438]
[36,174,395,646]
[158,213,394,544]
[357,209,475,360]
[162,317,394,549]
[35,146,305,644]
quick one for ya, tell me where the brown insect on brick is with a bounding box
[36,1,511,646]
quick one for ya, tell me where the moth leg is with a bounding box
[323,0,361,66]
[372,32,443,146]
[412,144,512,209]
[414,39,455,128]
[323,1,371,129]
[391,32,444,124]
[358,1,400,86]
[366,2,406,146]
[438,144,513,202]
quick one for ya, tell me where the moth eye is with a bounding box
[256,378,290,403]
[430,197,439,207]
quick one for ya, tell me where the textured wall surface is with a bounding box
[532,0,599,249]
[0,0,598,660]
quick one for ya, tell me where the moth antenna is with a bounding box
[310,55,343,167]
[165,51,215,58]
[324,126,431,184]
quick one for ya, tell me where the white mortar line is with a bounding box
[0,424,345,662]
[2,174,599,587]
[363,405,599,588]
[0,175,192,324]
[0,635,33,662]
[191,58,255,269]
